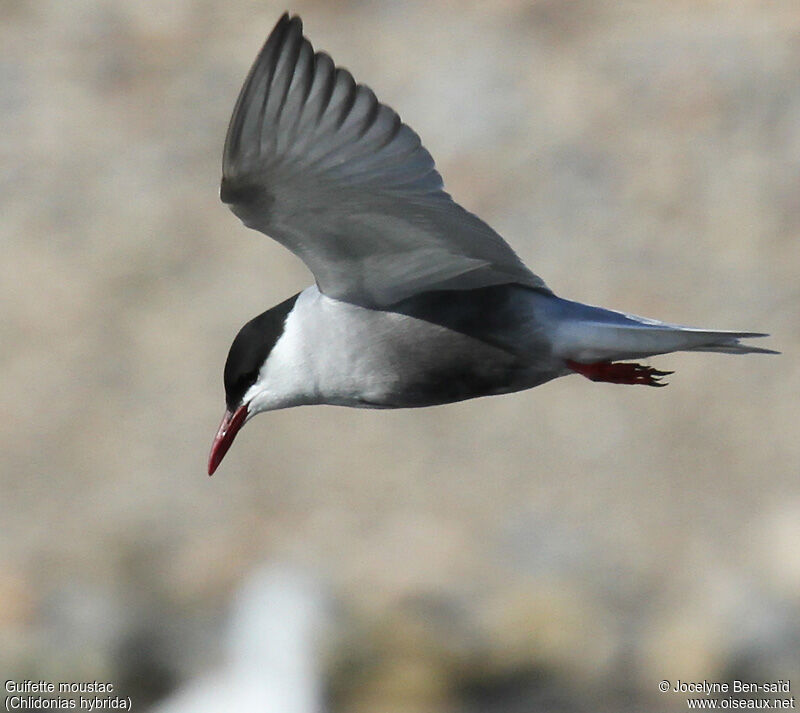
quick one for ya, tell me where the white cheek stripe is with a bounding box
[245,289,318,413]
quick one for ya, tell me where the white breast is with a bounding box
[246,286,412,413]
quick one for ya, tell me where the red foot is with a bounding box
[566,360,673,387]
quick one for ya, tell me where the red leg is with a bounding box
[565,360,673,387]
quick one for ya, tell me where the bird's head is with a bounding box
[208,293,301,475]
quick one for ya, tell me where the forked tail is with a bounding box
[531,294,777,386]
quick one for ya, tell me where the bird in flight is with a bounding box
[208,14,774,475]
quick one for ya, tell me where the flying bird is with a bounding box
[209,14,774,475]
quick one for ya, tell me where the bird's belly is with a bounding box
[315,312,551,409]
[366,358,544,408]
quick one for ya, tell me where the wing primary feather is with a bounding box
[273,20,304,124]
[260,17,302,156]
[374,109,403,150]
[278,41,315,155]
[357,90,380,141]
[332,69,358,131]
[312,53,337,124]
[224,13,290,175]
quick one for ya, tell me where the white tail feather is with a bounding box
[533,295,777,363]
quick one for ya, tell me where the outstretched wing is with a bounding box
[222,14,548,307]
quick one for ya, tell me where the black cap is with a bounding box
[223,292,300,409]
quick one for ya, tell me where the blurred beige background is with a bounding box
[1,1,798,711]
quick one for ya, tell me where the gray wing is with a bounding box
[222,14,548,307]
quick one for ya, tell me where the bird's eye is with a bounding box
[237,369,260,394]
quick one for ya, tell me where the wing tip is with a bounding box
[266,12,303,56]
[223,12,305,175]
[275,12,303,40]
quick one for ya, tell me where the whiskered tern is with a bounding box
[209,14,774,475]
